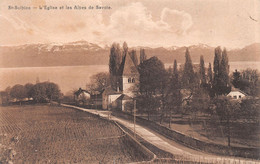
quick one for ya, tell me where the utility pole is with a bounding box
[134,99,136,138]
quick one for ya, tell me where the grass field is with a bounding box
[0,105,149,163]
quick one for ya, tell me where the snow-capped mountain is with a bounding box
[0,41,259,68]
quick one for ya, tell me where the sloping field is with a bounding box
[0,105,149,163]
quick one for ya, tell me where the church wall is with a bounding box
[122,76,139,97]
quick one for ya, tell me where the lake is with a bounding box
[0,62,259,94]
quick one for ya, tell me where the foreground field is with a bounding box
[0,105,148,163]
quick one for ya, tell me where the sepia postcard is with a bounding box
[0,0,259,163]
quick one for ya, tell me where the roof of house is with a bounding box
[117,94,133,100]
[119,53,139,76]
[229,87,248,96]
[103,86,122,95]
[74,88,90,96]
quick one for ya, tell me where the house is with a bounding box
[90,91,103,107]
[102,52,139,110]
[102,86,122,110]
[227,87,248,99]
[74,88,91,105]
[117,94,133,111]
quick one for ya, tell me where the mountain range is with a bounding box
[0,41,259,68]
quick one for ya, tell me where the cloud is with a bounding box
[160,8,193,35]
[103,2,193,46]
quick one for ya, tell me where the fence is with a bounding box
[112,111,260,160]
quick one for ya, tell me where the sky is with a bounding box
[0,0,259,48]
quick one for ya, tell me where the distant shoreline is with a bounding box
[0,61,260,69]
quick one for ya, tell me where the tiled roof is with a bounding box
[119,53,139,76]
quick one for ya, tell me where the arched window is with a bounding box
[132,78,135,83]
[128,78,131,83]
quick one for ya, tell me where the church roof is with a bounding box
[119,53,139,76]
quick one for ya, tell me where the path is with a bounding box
[61,104,260,164]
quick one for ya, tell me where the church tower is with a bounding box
[118,53,139,97]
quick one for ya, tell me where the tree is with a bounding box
[207,63,213,87]
[10,84,26,104]
[136,94,161,121]
[86,72,110,92]
[5,86,11,104]
[211,96,240,147]
[190,87,210,119]
[109,43,123,88]
[232,69,260,96]
[240,98,260,123]
[213,47,222,96]
[166,59,182,127]
[182,48,195,88]
[138,56,166,94]
[109,43,122,73]
[32,83,47,103]
[241,69,259,96]
[24,83,34,99]
[199,55,206,86]
[219,48,230,94]
[45,82,61,101]
[173,59,178,79]
[123,42,128,59]
[129,49,138,66]
[232,69,241,88]
[140,48,147,64]
[138,56,167,120]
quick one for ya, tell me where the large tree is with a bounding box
[232,69,241,88]
[199,55,206,86]
[182,48,195,88]
[207,63,214,97]
[45,82,61,101]
[109,43,122,76]
[86,72,110,92]
[232,69,260,96]
[129,49,138,66]
[219,48,230,94]
[24,83,34,99]
[10,84,26,104]
[166,59,182,127]
[31,82,61,102]
[109,43,122,88]
[138,56,166,94]
[138,56,167,120]
[211,96,240,147]
[122,42,128,59]
[4,86,11,104]
[173,59,178,79]
[207,63,213,87]
[213,47,223,96]
[140,48,147,64]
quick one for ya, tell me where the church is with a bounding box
[102,52,139,111]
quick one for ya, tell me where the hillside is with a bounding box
[0,41,259,68]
